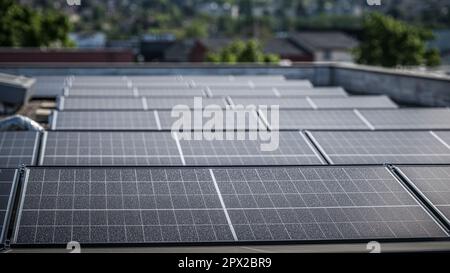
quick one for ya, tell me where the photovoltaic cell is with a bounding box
[32,76,66,99]
[311,96,398,109]
[137,88,205,97]
[59,97,145,110]
[40,132,182,166]
[212,166,447,241]
[259,110,370,130]
[308,131,450,165]
[66,88,135,97]
[275,87,348,98]
[177,131,325,166]
[13,167,235,244]
[145,97,228,110]
[208,88,276,98]
[359,109,450,130]
[229,97,313,109]
[0,169,18,245]
[396,166,450,227]
[52,111,160,131]
[0,132,40,168]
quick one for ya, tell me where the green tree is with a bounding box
[207,39,279,64]
[0,0,73,47]
[354,13,441,67]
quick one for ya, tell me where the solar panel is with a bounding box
[14,166,442,245]
[259,110,371,130]
[311,96,398,109]
[145,97,228,110]
[208,88,276,98]
[396,166,450,228]
[13,167,235,244]
[177,131,326,166]
[229,97,313,109]
[70,77,129,88]
[0,169,18,245]
[276,87,348,97]
[51,111,160,131]
[308,131,450,165]
[157,109,266,130]
[0,132,40,168]
[137,88,205,97]
[212,166,447,241]
[197,81,313,89]
[32,76,66,99]
[65,88,135,97]
[359,109,450,130]
[59,97,145,110]
[40,132,183,166]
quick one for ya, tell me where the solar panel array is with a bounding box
[12,166,447,245]
[2,74,450,249]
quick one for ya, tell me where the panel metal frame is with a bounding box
[0,169,20,247]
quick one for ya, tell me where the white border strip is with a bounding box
[272,88,281,97]
[154,110,162,131]
[430,131,450,150]
[306,96,318,109]
[31,132,40,165]
[354,109,375,130]
[142,97,148,110]
[299,131,327,165]
[304,131,334,164]
[172,132,186,165]
[50,111,58,130]
[59,96,65,110]
[209,169,238,241]
[38,132,48,165]
[133,87,139,97]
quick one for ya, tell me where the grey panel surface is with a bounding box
[308,131,450,165]
[229,97,313,109]
[260,110,370,130]
[276,87,348,97]
[213,166,447,241]
[158,109,267,130]
[31,76,66,98]
[145,97,228,110]
[138,88,205,97]
[397,166,450,227]
[208,88,276,98]
[40,132,182,166]
[0,132,39,168]
[66,88,135,97]
[13,167,234,245]
[177,131,325,166]
[59,97,145,110]
[52,111,160,130]
[311,96,398,109]
[0,169,17,245]
[359,109,450,130]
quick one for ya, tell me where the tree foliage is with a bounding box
[354,13,440,67]
[207,39,280,64]
[0,0,73,47]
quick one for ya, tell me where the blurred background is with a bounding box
[0,0,449,73]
